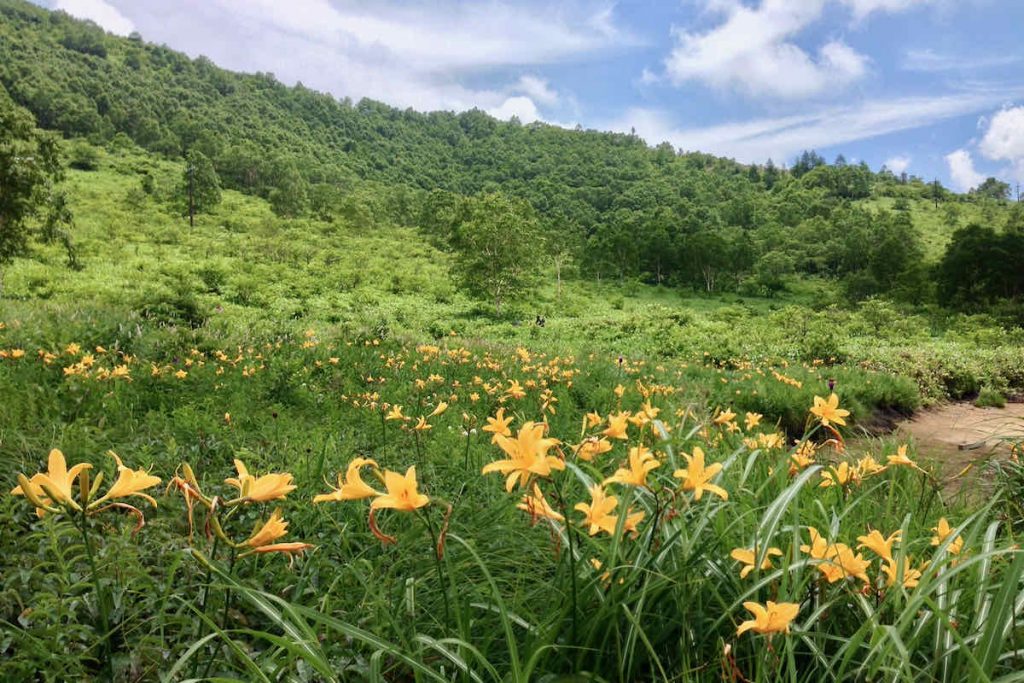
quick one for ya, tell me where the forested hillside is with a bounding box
[2,0,1021,308]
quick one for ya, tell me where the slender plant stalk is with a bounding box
[419,509,451,627]
[200,546,238,680]
[552,474,579,645]
[78,509,114,681]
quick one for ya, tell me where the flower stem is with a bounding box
[78,509,113,680]
[419,510,451,626]
[201,546,237,680]
[552,475,578,645]
[191,533,220,679]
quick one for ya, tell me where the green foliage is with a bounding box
[441,192,545,314]
[974,386,1007,408]
[0,84,65,269]
[973,177,1011,201]
[937,224,1024,307]
[268,157,308,218]
[66,138,101,170]
[180,149,221,216]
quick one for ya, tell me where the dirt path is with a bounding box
[895,402,1024,480]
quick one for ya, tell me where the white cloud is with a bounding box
[108,1,630,117]
[979,107,1024,162]
[945,149,985,191]
[514,76,559,106]
[902,48,1021,72]
[884,155,911,174]
[977,106,1024,182]
[488,96,541,123]
[840,0,934,21]
[56,0,134,35]
[639,67,659,85]
[606,90,1015,164]
[662,0,868,99]
[207,0,629,74]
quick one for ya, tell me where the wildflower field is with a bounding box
[3,314,1024,682]
[4,5,1024,679]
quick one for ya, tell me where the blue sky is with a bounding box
[38,0,1024,192]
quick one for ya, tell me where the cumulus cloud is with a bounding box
[56,0,134,35]
[606,90,1013,164]
[488,96,541,123]
[975,106,1024,182]
[884,155,911,174]
[663,0,869,99]
[514,76,559,107]
[979,107,1024,163]
[945,149,985,191]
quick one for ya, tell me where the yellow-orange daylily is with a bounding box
[370,466,429,511]
[505,380,526,399]
[810,393,850,427]
[639,401,661,421]
[730,546,783,579]
[385,405,407,421]
[574,437,613,462]
[602,412,630,440]
[482,407,514,442]
[244,508,289,547]
[91,451,161,508]
[603,446,660,487]
[574,484,643,536]
[887,445,918,469]
[736,601,800,636]
[517,484,564,522]
[575,484,616,534]
[714,408,737,426]
[12,449,92,510]
[673,446,728,501]
[225,459,296,502]
[882,558,925,588]
[801,527,832,558]
[819,461,858,488]
[930,517,964,555]
[818,544,871,584]
[313,458,381,502]
[482,421,563,491]
[856,455,886,477]
[744,412,763,431]
[856,529,902,563]
[248,541,314,557]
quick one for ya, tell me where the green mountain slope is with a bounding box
[3,0,1021,302]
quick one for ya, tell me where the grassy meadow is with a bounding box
[3,143,1024,682]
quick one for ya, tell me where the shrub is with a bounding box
[975,386,1007,408]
